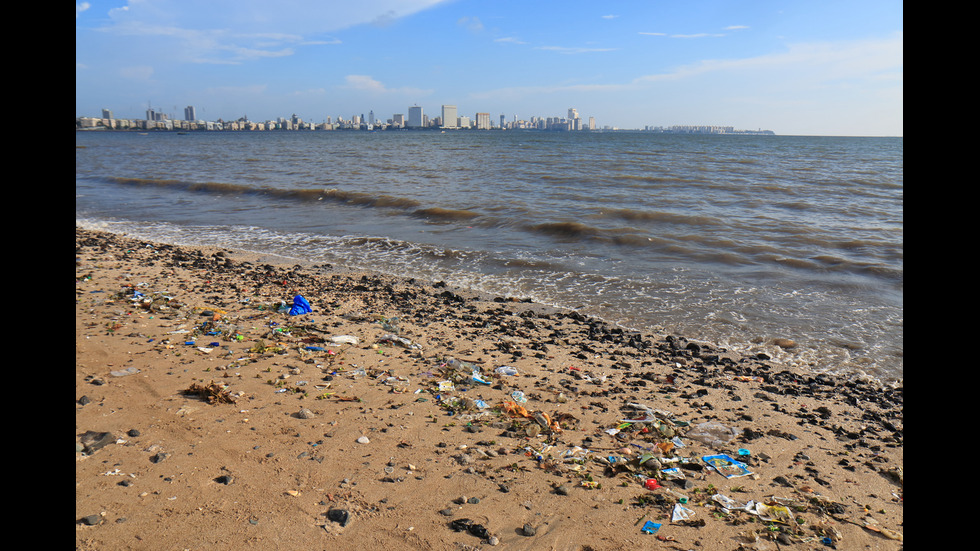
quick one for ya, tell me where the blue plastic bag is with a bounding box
[288,295,312,316]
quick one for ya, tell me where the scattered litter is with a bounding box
[182,381,236,404]
[288,295,312,316]
[110,367,140,377]
[640,520,661,534]
[703,454,753,479]
[671,503,696,522]
[686,421,740,447]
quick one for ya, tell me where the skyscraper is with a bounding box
[408,106,423,128]
[476,112,490,130]
[441,105,458,129]
[184,106,197,121]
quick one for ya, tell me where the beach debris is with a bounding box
[182,380,237,404]
[78,430,117,455]
[702,454,754,479]
[640,520,661,535]
[288,295,312,316]
[110,366,140,377]
[671,503,696,522]
[686,421,740,447]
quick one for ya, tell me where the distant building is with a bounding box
[408,106,423,128]
[476,112,491,130]
[441,105,458,128]
[184,106,196,121]
[102,108,113,120]
[392,113,405,128]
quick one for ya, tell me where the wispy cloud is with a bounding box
[494,36,527,45]
[633,33,903,84]
[88,1,445,65]
[342,75,433,97]
[457,16,484,33]
[471,33,902,100]
[669,33,725,39]
[536,45,618,54]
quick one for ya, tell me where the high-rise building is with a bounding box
[441,105,458,128]
[476,112,490,130]
[408,106,423,128]
[102,109,113,120]
[184,106,197,121]
[393,113,405,128]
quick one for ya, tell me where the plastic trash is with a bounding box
[702,454,754,479]
[640,520,661,534]
[329,335,359,345]
[511,390,527,403]
[471,369,492,385]
[671,503,695,522]
[495,366,518,376]
[644,478,662,490]
[686,421,740,447]
[288,295,312,316]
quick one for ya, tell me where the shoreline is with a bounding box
[76,227,903,550]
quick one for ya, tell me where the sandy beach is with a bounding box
[75,227,902,550]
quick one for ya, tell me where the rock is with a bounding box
[772,338,797,349]
[80,514,101,526]
[326,508,350,527]
[296,408,315,419]
[522,523,536,536]
[356,436,370,444]
[554,484,570,496]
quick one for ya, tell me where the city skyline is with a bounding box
[76,1,903,137]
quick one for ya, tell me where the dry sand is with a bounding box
[75,228,903,551]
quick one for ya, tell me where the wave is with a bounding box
[594,208,723,226]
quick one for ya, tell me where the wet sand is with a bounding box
[75,227,903,550]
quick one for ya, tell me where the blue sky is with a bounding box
[76,1,903,136]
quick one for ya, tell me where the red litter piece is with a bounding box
[644,479,662,490]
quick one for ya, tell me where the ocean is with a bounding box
[75,130,903,381]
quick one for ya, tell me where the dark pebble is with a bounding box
[326,508,350,527]
[522,523,536,536]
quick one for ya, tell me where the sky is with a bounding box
[76,0,903,136]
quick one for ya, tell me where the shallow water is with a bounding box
[76,130,903,380]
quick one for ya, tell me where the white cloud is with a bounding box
[536,45,618,54]
[76,2,90,18]
[92,1,448,65]
[342,75,433,97]
[457,16,484,33]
